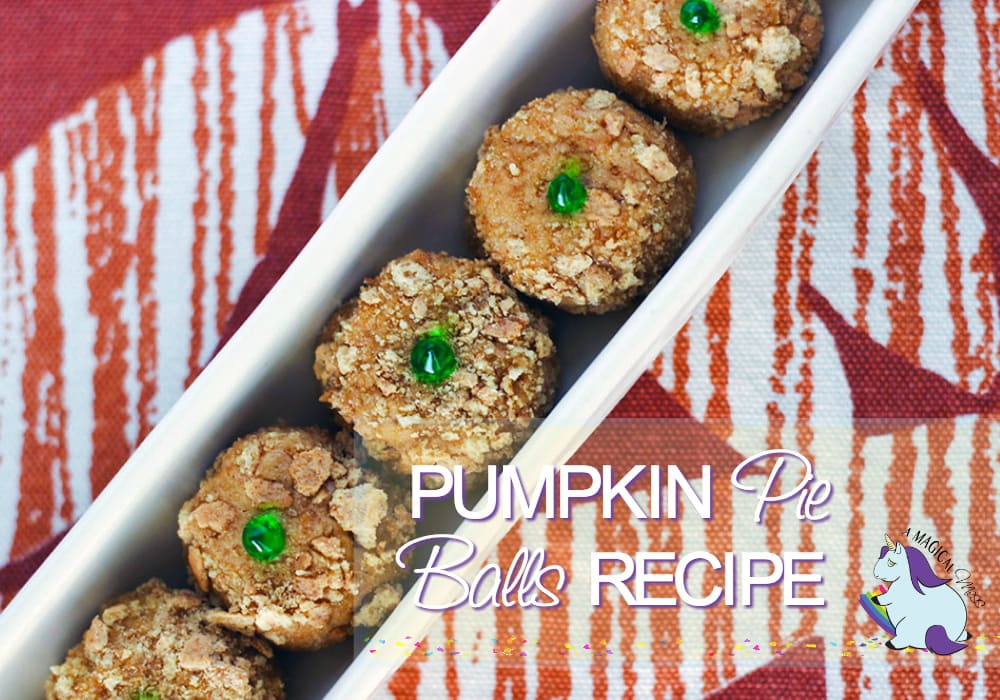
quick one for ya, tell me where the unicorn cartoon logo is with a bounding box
[863,534,969,654]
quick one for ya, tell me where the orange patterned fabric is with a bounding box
[1,1,998,698]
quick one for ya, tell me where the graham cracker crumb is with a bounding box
[642,44,679,73]
[244,478,293,509]
[255,450,292,480]
[178,633,216,671]
[82,618,108,655]
[192,501,237,533]
[289,448,333,497]
[329,483,388,550]
[353,583,403,628]
[635,144,678,182]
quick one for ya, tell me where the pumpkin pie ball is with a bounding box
[178,426,414,650]
[594,0,823,134]
[467,88,696,313]
[46,579,283,700]
[314,250,558,477]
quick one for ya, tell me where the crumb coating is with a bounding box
[178,426,413,650]
[467,89,696,313]
[594,0,823,134]
[46,579,284,700]
[314,250,558,476]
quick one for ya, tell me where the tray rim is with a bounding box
[324,0,921,696]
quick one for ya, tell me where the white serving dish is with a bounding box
[0,0,918,697]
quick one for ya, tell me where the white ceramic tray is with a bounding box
[0,0,918,698]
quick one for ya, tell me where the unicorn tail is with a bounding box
[925,625,966,655]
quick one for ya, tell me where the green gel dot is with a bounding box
[547,172,588,215]
[680,0,721,34]
[242,511,285,562]
[410,330,458,385]
[134,691,158,700]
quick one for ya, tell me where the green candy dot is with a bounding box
[679,0,721,34]
[410,329,458,385]
[242,511,285,562]
[133,691,158,700]
[547,172,587,215]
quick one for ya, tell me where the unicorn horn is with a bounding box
[884,533,894,548]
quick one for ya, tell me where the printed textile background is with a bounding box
[1,0,999,698]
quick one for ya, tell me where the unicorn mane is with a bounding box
[880,545,950,594]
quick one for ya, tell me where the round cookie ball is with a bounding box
[178,426,414,650]
[593,0,823,134]
[314,250,558,476]
[467,88,696,313]
[46,579,283,700]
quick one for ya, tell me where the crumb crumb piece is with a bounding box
[310,536,344,561]
[642,4,662,30]
[389,259,432,297]
[753,64,779,97]
[585,189,621,225]
[602,111,626,137]
[255,449,292,480]
[245,478,293,509]
[412,297,428,319]
[206,610,257,636]
[329,483,388,550]
[100,603,129,626]
[293,576,328,600]
[483,317,525,340]
[578,265,615,305]
[555,254,593,278]
[336,345,358,373]
[584,90,616,110]
[82,618,108,656]
[293,551,313,573]
[353,584,402,628]
[289,448,333,497]
[188,546,209,591]
[683,65,703,99]
[642,44,679,73]
[192,501,237,533]
[760,26,802,65]
[255,607,293,635]
[178,633,216,671]
[635,144,677,182]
